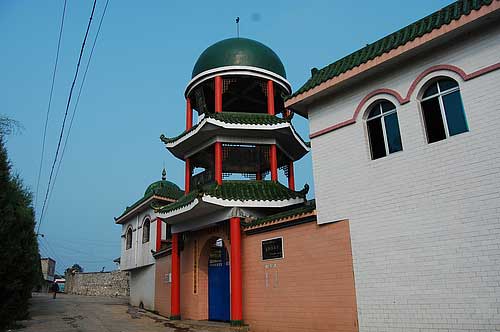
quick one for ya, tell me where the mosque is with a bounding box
[116,1,500,331]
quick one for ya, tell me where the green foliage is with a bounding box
[65,263,83,274]
[0,122,41,330]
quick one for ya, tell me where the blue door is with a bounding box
[208,245,230,321]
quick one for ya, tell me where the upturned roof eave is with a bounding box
[157,194,307,223]
[162,117,309,161]
[114,195,176,224]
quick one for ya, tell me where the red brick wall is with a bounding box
[180,225,230,320]
[242,220,358,332]
[154,255,171,317]
[165,220,358,332]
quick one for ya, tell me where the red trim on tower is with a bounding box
[185,158,191,194]
[267,80,275,115]
[215,142,222,185]
[215,76,222,113]
[170,233,180,319]
[155,217,162,252]
[270,145,278,182]
[186,97,192,130]
[288,160,295,190]
[230,217,243,323]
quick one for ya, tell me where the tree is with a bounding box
[65,263,84,275]
[0,116,41,329]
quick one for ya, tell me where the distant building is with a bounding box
[40,257,55,282]
[39,257,56,292]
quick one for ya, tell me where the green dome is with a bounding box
[192,38,287,79]
[144,180,183,200]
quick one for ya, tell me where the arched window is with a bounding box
[142,218,150,243]
[366,100,403,160]
[126,228,132,250]
[420,78,468,143]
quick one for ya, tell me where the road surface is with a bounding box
[15,292,223,332]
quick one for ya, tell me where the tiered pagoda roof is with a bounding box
[155,180,309,218]
[160,112,309,161]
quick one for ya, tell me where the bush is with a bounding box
[0,120,42,330]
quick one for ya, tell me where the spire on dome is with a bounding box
[162,168,166,180]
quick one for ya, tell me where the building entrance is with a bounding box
[208,238,230,321]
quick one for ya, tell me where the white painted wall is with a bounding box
[129,264,156,310]
[118,207,168,311]
[120,208,162,271]
[307,23,500,331]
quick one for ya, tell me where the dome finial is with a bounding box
[236,17,240,38]
[162,167,166,180]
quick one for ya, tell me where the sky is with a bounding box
[1,0,452,273]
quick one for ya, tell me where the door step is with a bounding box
[164,319,249,332]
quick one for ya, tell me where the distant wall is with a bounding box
[65,271,129,297]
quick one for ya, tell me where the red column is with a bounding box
[256,172,262,181]
[170,233,181,320]
[156,217,162,252]
[186,97,192,130]
[215,76,222,113]
[267,80,275,115]
[215,142,222,185]
[288,160,295,190]
[270,145,278,182]
[230,217,243,325]
[185,158,191,194]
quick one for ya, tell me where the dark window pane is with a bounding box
[367,118,386,159]
[443,91,468,136]
[381,101,395,113]
[384,113,403,153]
[438,78,458,92]
[423,82,438,98]
[368,105,381,118]
[422,97,446,143]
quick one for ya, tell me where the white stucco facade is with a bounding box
[306,19,500,332]
[119,207,167,311]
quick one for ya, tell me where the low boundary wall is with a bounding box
[65,271,129,297]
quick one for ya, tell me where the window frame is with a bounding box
[420,77,468,143]
[366,100,402,160]
[142,218,151,244]
[125,227,133,250]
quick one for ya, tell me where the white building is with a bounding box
[115,169,182,310]
[286,1,500,331]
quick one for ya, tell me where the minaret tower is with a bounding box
[158,38,309,325]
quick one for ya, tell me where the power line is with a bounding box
[48,0,110,207]
[34,0,67,217]
[37,0,98,233]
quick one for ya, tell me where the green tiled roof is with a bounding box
[155,180,309,214]
[154,189,200,214]
[115,181,183,221]
[244,200,316,228]
[144,180,183,199]
[208,180,308,201]
[160,112,290,144]
[290,0,493,99]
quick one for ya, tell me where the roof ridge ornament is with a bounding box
[162,167,167,180]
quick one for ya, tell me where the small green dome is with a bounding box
[192,38,286,79]
[144,180,183,200]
